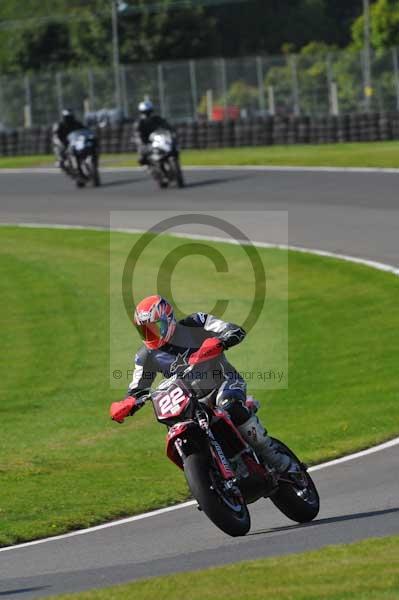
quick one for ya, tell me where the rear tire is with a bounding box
[173,158,185,188]
[269,438,319,523]
[184,453,250,537]
[93,168,101,187]
[91,157,101,187]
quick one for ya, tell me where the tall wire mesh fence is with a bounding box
[1,47,399,130]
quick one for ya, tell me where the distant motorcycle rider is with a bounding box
[110,295,299,476]
[133,100,176,166]
[52,109,84,168]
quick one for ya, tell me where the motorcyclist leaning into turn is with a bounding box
[133,100,176,166]
[52,109,84,168]
[110,295,301,478]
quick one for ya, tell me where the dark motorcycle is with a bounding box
[141,350,320,537]
[64,129,100,188]
[147,129,184,189]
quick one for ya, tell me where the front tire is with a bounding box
[184,453,250,537]
[269,438,320,523]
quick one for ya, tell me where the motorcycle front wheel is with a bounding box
[184,453,250,537]
[269,438,320,523]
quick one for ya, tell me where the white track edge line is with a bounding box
[0,220,398,553]
[2,164,399,174]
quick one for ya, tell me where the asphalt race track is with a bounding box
[0,167,398,599]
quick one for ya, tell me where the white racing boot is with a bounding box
[238,414,291,473]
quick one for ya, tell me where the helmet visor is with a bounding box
[135,318,168,345]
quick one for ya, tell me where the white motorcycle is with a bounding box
[147,129,184,189]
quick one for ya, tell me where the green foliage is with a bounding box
[0,1,364,74]
[352,0,399,51]
[262,42,337,115]
[197,80,259,115]
[0,0,217,73]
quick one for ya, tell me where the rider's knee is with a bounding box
[217,395,250,426]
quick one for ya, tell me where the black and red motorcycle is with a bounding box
[142,348,319,537]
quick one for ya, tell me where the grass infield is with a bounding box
[0,226,398,546]
[45,535,399,599]
[1,140,399,169]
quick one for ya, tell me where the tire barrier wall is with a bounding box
[1,113,399,157]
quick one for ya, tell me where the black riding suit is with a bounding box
[53,118,85,164]
[128,313,251,426]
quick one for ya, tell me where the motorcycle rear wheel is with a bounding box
[269,438,320,523]
[91,158,101,187]
[184,453,250,537]
[172,158,185,188]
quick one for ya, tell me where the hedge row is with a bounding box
[1,113,399,156]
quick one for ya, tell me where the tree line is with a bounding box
[0,0,398,74]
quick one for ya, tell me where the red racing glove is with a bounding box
[110,396,144,423]
[189,337,224,365]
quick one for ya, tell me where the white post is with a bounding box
[268,85,275,116]
[121,65,129,117]
[83,98,90,117]
[158,63,166,116]
[87,69,95,112]
[330,82,339,116]
[220,57,228,119]
[392,47,399,112]
[24,74,32,128]
[256,56,266,113]
[363,0,372,111]
[290,55,300,116]
[56,72,64,113]
[206,89,213,121]
[189,60,198,119]
[111,0,122,109]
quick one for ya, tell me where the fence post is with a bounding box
[56,72,64,114]
[268,85,276,116]
[256,56,266,114]
[121,65,129,117]
[24,74,32,128]
[220,57,228,119]
[0,78,3,127]
[158,63,166,116]
[189,60,198,120]
[392,47,399,112]
[290,55,300,115]
[326,53,339,116]
[362,47,373,112]
[330,82,339,116]
[87,69,95,113]
[206,89,213,121]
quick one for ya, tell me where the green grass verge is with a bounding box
[1,140,399,169]
[0,154,54,168]
[1,226,398,546]
[46,535,399,599]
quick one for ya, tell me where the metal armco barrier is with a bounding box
[1,113,399,157]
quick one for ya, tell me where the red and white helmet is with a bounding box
[134,295,176,350]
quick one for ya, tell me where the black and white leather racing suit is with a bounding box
[127,312,291,472]
[128,312,251,425]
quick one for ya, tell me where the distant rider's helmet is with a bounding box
[138,100,154,118]
[134,295,176,350]
[61,109,75,125]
